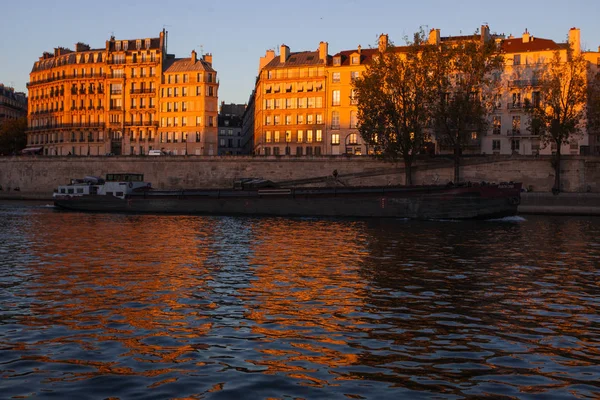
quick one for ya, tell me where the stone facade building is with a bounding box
[217,102,246,155]
[25,30,218,156]
[0,84,27,124]
[248,26,599,157]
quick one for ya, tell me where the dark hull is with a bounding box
[54,184,521,220]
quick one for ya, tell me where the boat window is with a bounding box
[61,188,66,193]
[68,188,74,194]
[106,192,113,196]
[116,192,124,197]
[77,188,84,194]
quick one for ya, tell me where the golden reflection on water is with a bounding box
[4,209,600,398]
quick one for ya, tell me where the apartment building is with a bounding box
[249,26,598,157]
[254,43,329,156]
[218,102,246,155]
[25,30,218,156]
[482,28,597,156]
[0,84,27,124]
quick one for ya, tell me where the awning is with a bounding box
[21,147,43,153]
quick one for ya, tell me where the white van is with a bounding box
[148,150,165,156]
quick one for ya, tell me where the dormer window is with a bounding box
[115,41,121,51]
[136,40,142,50]
[145,38,151,49]
[351,55,360,65]
[333,56,341,66]
[123,41,128,51]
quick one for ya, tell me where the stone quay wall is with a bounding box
[1,155,599,199]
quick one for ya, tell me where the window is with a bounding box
[350,89,358,105]
[285,115,292,125]
[307,114,314,124]
[493,116,501,135]
[275,99,281,109]
[145,38,151,49]
[348,133,358,144]
[511,139,520,151]
[285,98,294,109]
[274,115,280,125]
[266,131,272,143]
[316,130,322,142]
[308,97,315,108]
[307,130,313,143]
[513,54,521,66]
[115,41,121,51]
[332,72,341,83]
[351,71,359,81]
[333,57,341,66]
[265,116,271,125]
[332,90,340,106]
[297,114,304,124]
[297,130,303,142]
[123,41,128,51]
[196,116,202,126]
[471,132,478,140]
[332,133,340,145]
[512,116,521,134]
[285,130,292,142]
[208,116,214,127]
[350,111,357,128]
[298,98,307,108]
[316,114,322,124]
[331,111,340,129]
[351,55,359,65]
[274,131,280,142]
[136,39,141,50]
[315,97,323,108]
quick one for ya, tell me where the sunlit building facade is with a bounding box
[254,44,329,156]
[483,27,598,156]
[25,31,218,156]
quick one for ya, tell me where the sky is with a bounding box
[1,0,599,105]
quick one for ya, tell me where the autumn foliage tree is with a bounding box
[526,49,588,194]
[353,31,439,185]
[0,117,27,155]
[429,37,504,184]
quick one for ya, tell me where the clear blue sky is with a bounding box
[1,0,598,104]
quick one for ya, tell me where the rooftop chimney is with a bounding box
[203,53,212,66]
[191,50,197,63]
[428,29,440,45]
[319,41,328,62]
[259,49,276,72]
[280,44,290,63]
[569,27,581,55]
[522,29,530,44]
[481,24,491,42]
[378,34,389,52]
[357,44,362,54]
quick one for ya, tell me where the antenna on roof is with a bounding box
[199,44,204,54]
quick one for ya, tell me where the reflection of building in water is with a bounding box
[19,214,216,370]
[240,219,369,376]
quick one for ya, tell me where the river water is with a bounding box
[1,201,599,399]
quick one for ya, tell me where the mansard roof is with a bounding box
[264,51,329,68]
[163,57,215,73]
[501,37,563,53]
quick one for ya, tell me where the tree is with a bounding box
[0,117,27,155]
[430,37,504,184]
[526,49,588,193]
[353,31,438,185]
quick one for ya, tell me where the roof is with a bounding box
[264,51,328,68]
[163,57,215,73]
[331,46,410,66]
[501,37,563,53]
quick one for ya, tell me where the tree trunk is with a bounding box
[453,140,460,184]
[553,145,561,194]
[405,160,413,186]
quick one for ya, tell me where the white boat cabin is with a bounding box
[54,173,151,199]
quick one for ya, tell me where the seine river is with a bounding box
[1,201,599,399]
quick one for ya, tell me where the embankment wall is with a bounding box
[1,155,599,198]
